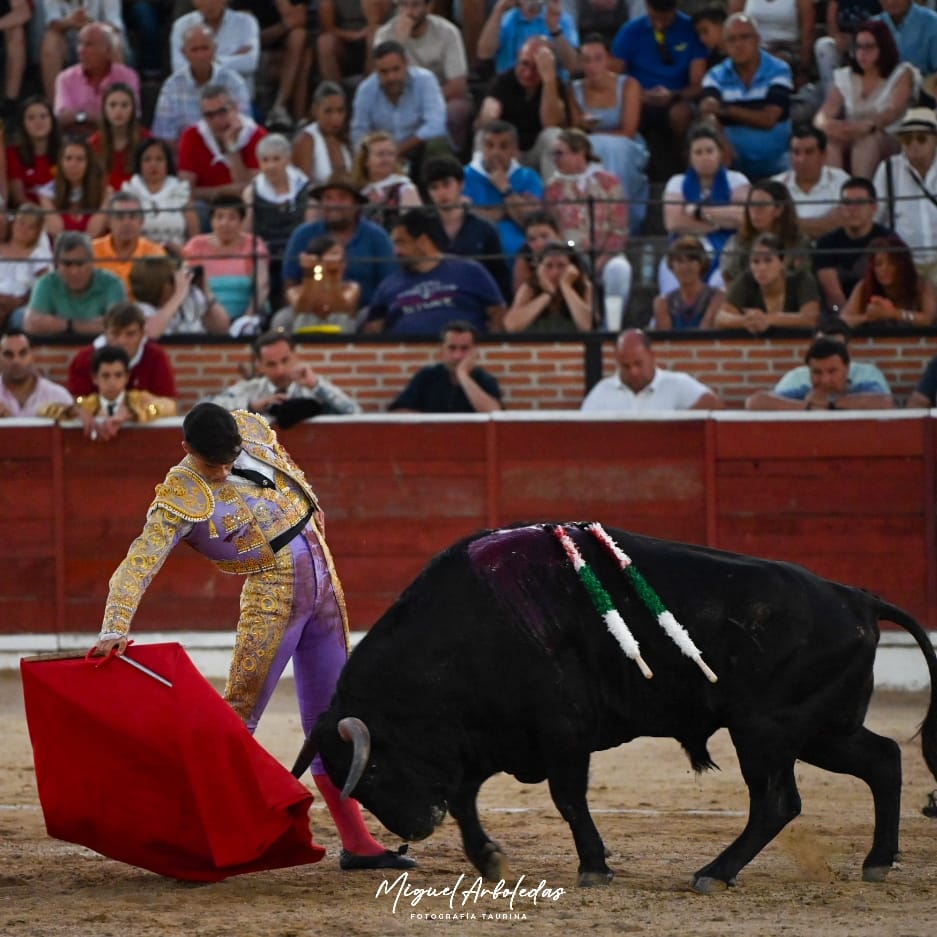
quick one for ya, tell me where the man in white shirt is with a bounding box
[0,330,74,418]
[581,328,723,412]
[873,107,937,285]
[773,125,849,239]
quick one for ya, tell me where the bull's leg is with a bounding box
[799,727,902,881]
[693,739,801,894]
[449,780,510,882]
[546,751,613,887]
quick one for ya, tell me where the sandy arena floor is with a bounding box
[3,670,937,937]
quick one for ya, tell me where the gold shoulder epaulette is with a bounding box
[234,409,276,447]
[151,466,214,522]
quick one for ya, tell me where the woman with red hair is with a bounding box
[841,235,937,328]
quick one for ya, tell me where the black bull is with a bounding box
[293,523,937,890]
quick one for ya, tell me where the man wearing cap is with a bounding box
[873,107,937,285]
[281,172,396,309]
[94,402,415,872]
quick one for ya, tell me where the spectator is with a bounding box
[178,84,266,206]
[477,0,579,76]
[66,300,177,398]
[206,329,361,418]
[567,33,649,235]
[316,0,373,84]
[89,82,148,193]
[476,36,566,179]
[720,179,809,287]
[463,119,544,263]
[700,13,794,180]
[505,239,594,333]
[611,0,708,178]
[92,190,166,295]
[773,320,891,397]
[746,335,894,410]
[70,344,177,442]
[773,125,850,239]
[814,176,892,318]
[510,208,571,292]
[581,327,723,411]
[840,234,937,329]
[0,0,29,120]
[374,0,473,154]
[0,205,53,331]
[183,193,270,330]
[282,171,395,309]
[242,133,309,310]
[292,82,354,186]
[813,20,914,182]
[728,0,816,84]
[0,329,74,419]
[364,206,506,335]
[349,40,450,184]
[652,235,724,331]
[38,137,108,238]
[353,130,422,231]
[873,108,937,286]
[876,0,937,99]
[907,354,937,408]
[151,22,252,145]
[53,21,140,137]
[662,122,750,291]
[716,232,821,332]
[693,5,729,69]
[24,232,126,338]
[121,138,200,255]
[282,235,362,334]
[389,319,503,413]
[130,255,231,337]
[40,1,127,105]
[170,0,260,96]
[5,97,60,207]
[544,128,633,330]
[422,155,512,302]
[816,0,883,96]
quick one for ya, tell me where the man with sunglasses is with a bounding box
[873,107,937,286]
[611,0,708,176]
[94,401,417,873]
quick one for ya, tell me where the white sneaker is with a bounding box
[266,105,294,130]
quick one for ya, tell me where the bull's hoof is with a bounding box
[692,875,731,895]
[577,869,614,887]
[862,866,892,883]
[479,844,511,882]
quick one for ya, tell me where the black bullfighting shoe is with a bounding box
[923,790,937,818]
[339,844,417,870]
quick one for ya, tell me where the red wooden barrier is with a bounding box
[1,413,933,635]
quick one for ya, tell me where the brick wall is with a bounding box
[32,333,937,412]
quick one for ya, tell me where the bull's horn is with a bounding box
[337,716,371,799]
[291,733,318,778]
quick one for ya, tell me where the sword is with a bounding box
[118,653,173,688]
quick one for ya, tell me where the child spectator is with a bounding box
[38,137,108,238]
[89,82,150,193]
[6,97,60,206]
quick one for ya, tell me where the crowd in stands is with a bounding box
[3,0,937,422]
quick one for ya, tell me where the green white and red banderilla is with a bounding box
[552,524,654,679]
[586,523,718,684]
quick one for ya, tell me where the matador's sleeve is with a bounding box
[98,507,193,640]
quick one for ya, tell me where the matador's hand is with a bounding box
[94,636,130,657]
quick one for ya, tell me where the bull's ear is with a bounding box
[291,733,318,778]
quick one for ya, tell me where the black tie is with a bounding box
[231,466,275,489]
[107,402,116,416]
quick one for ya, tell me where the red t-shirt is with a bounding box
[6,146,55,204]
[89,130,152,192]
[67,341,178,399]
[177,124,265,188]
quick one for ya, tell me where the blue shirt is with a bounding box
[494,8,579,74]
[611,13,708,91]
[350,66,448,148]
[701,51,793,178]
[366,257,503,335]
[462,160,544,261]
[778,379,886,401]
[282,218,396,306]
[878,4,937,75]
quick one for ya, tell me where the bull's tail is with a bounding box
[877,599,937,783]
